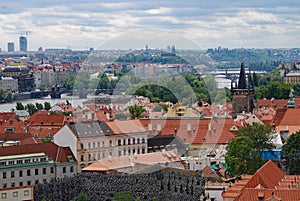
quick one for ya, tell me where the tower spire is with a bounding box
[238,63,247,89]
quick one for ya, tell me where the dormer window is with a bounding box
[5,127,14,132]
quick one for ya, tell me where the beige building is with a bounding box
[0,77,18,92]
[0,143,77,189]
[0,186,34,201]
[54,120,148,172]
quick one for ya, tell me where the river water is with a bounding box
[0,94,90,112]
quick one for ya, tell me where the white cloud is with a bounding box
[0,1,300,50]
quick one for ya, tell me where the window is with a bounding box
[142,138,145,143]
[93,142,95,149]
[109,140,112,147]
[19,182,23,186]
[27,169,31,176]
[24,159,30,163]
[11,171,15,178]
[97,142,100,148]
[43,168,46,174]
[17,160,23,164]
[5,127,14,132]
[0,161,6,166]
[11,182,15,187]
[3,172,6,179]
[88,143,91,149]
[137,138,140,144]
[118,139,121,146]
[70,166,74,173]
[3,183,7,188]
[88,154,91,161]
[123,139,126,145]
[1,193,7,199]
[50,167,54,174]
[63,167,66,173]
[13,191,18,198]
[102,141,105,147]
[142,148,145,154]
[27,181,31,185]
[81,155,84,162]
[118,150,122,156]
[35,169,39,175]
[19,170,23,177]
[35,180,39,185]
[133,138,135,144]
[24,190,29,196]
[80,143,84,149]
[128,139,131,145]
[8,161,14,165]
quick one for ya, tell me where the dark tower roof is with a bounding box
[238,63,247,89]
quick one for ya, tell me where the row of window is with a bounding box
[3,179,46,188]
[0,157,48,166]
[1,166,73,179]
[117,138,146,146]
[81,137,146,150]
[81,141,112,150]
[118,148,146,156]
[1,189,30,199]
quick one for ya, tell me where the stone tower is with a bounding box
[231,63,254,116]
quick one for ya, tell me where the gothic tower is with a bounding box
[231,63,254,117]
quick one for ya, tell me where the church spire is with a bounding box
[238,63,247,89]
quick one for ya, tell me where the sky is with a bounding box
[0,0,300,50]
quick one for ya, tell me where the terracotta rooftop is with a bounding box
[235,189,300,201]
[223,160,300,200]
[82,150,182,172]
[27,111,65,127]
[140,118,235,144]
[106,119,146,134]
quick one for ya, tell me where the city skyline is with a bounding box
[1,0,300,50]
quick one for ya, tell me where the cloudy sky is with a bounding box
[0,0,300,50]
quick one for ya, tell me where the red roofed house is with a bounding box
[222,160,300,201]
[0,142,77,189]
[140,118,236,157]
[0,112,39,146]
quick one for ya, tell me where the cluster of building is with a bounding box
[1,62,300,200]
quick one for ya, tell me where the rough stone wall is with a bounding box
[34,169,205,201]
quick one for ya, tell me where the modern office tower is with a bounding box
[19,36,27,52]
[7,42,14,52]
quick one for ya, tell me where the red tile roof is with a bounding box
[0,142,75,163]
[27,111,65,127]
[235,189,300,201]
[106,119,146,134]
[140,118,235,144]
[222,160,300,201]
[244,160,285,189]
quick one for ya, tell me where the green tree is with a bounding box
[282,131,300,174]
[128,104,145,119]
[152,104,168,112]
[16,102,25,110]
[71,192,88,201]
[44,102,51,111]
[64,76,75,90]
[226,136,264,176]
[236,123,275,153]
[252,72,258,87]
[35,103,44,111]
[113,191,135,201]
[114,112,128,120]
[26,103,38,116]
